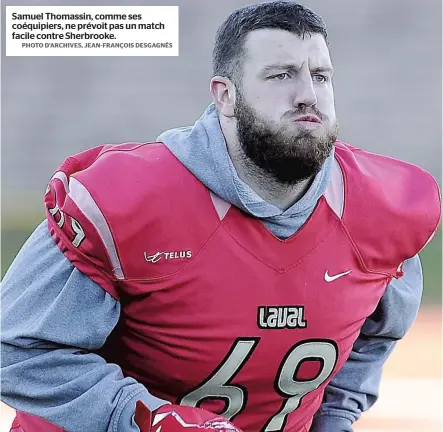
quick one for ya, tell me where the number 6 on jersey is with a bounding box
[180,338,338,431]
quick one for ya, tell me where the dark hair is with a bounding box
[212,2,328,86]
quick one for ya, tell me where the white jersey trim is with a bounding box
[68,177,124,280]
[324,157,345,218]
[210,191,231,221]
[47,171,70,194]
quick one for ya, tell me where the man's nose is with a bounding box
[292,75,317,109]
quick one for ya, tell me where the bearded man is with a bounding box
[2,2,440,432]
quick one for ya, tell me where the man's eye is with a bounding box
[312,74,328,83]
[270,73,290,80]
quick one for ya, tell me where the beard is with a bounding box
[234,93,338,185]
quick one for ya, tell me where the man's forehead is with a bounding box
[244,29,332,69]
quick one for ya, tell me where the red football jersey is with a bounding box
[27,142,441,431]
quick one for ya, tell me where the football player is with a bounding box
[2,2,440,431]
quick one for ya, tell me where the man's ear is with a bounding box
[210,76,236,117]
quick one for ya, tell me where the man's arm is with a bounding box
[1,221,169,432]
[310,255,423,432]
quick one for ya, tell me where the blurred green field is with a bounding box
[1,212,441,304]
[419,226,442,304]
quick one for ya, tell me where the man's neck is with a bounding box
[221,118,313,211]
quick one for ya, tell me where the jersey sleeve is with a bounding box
[1,221,169,431]
[44,145,128,299]
[311,254,423,430]
[334,142,441,276]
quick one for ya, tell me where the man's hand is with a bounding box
[135,401,243,432]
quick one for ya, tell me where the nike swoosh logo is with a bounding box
[324,269,352,282]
